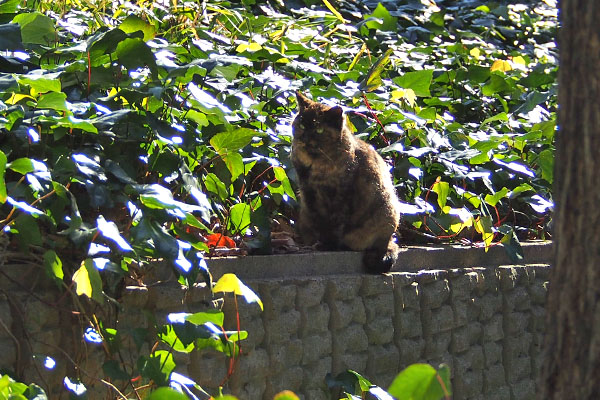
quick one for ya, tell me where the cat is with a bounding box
[291,91,401,273]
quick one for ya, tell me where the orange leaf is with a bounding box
[206,234,236,248]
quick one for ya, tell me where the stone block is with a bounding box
[270,339,303,371]
[429,305,454,333]
[0,338,17,367]
[421,279,450,309]
[266,366,304,398]
[261,282,297,315]
[483,314,503,342]
[365,316,394,345]
[339,352,368,374]
[397,310,422,338]
[304,388,329,400]
[326,276,362,301]
[484,363,507,389]
[498,266,523,291]
[510,379,536,400]
[390,272,417,286]
[366,344,399,376]
[416,269,449,284]
[483,341,503,367]
[232,380,266,400]
[237,315,265,351]
[449,271,479,301]
[530,305,546,333]
[297,279,327,308]
[484,385,511,400]
[453,370,483,399]
[505,356,531,384]
[424,331,451,359]
[300,303,329,337]
[528,281,548,305]
[452,299,470,327]
[504,334,531,359]
[479,294,502,321]
[302,333,331,365]
[335,324,368,353]
[302,356,331,388]
[360,274,394,297]
[364,293,394,321]
[330,298,365,330]
[190,350,229,389]
[264,310,301,344]
[400,282,421,310]
[398,337,425,365]
[504,311,530,336]
[504,287,531,312]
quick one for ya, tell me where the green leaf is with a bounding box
[501,230,524,263]
[431,180,449,209]
[119,15,155,41]
[204,173,229,199]
[223,152,244,181]
[482,74,511,96]
[210,128,261,154]
[213,273,263,310]
[102,360,130,381]
[484,187,509,207]
[0,150,6,203]
[185,310,225,326]
[538,149,554,183]
[72,259,103,302]
[37,91,68,111]
[364,3,398,31]
[115,38,158,76]
[53,116,98,134]
[18,74,61,93]
[393,70,434,97]
[147,387,189,400]
[228,202,251,235]
[474,216,494,252]
[358,48,393,92]
[43,250,64,286]
[139,350,176,387]
[13,214,42,249]
[388,363,447,400]
[96,215,133,252]
[481,112,508,126]
[12,12,55,45]
[7,157,34,174]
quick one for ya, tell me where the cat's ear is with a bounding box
[325,106,344,127]
[296,91,312,112]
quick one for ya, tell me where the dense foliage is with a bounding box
[0,0,556,398]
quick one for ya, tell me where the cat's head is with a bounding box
[292,92,345,142]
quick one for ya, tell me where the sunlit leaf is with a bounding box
[13,12,55,45]
[359,49,393,93]
[72,259,103,302]
[393,70,434,97]
[96,215,133,252]
[490,59,512,72]
[213,273,263,310]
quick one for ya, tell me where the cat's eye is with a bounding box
[299,123,305,129]
[316,128,324,134]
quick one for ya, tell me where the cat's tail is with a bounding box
[363,240,400,274]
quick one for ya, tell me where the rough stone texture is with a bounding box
[0,243,552,399]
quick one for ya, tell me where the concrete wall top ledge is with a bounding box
[206,240,552,280]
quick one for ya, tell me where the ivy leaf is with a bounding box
[72,259,103,302]
[228,202,251,235]
[37,91,68,111]
[538,149,554,183]
[96,215,133,252]
[12,12,55,45]
[431,179,449,209]
[388,363,451,400]
[147,387,189,400]
[364,3,397,31]
[43,250,64,286]
[213,273,263,310]
[474,216,494,252]
[210,128,262,154]
[0,150,6,203]
[359,48,393,93]
[185,310,225,326]
[119,15,155,41]
[393,70,434,97]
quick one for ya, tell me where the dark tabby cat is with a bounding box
[291,92,401,273]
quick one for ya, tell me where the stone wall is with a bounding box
[0,242,551,399]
